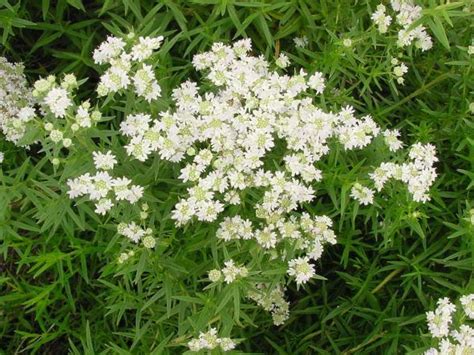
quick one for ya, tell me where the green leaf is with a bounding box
[66,0,85,11]
[427,17,450,50]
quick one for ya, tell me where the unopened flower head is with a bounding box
[208,269,222,282]
[142,235,156,248]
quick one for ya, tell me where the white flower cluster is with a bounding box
[216,212,335,286]
[275,53,290,69]
[119,40,437,292]
[368,143,438,202]
[461,294,474,319]
[248,284,290,326]
[117,221,155,247]
[383,128,403,152]
[94,34,163,101]
[372,1,433,51]
[424,295,474,354]
[33,74,101,150]
[0,57,36,145]
[119,113,160,161]
[119,42,379,228]
[293,36,309,48]
[391,58,408,85]
[287,256,315,285]
[371,1,433,86]
[426,297,457,338]
[371,4,392,34]
[187,328,236,352]
[209,259,248,284]
[351,183,375,206]
[66,150,144,215]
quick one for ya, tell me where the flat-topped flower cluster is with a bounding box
[119,39,437,290]
[1,32,443,353]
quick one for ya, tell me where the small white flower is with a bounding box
[383,129,403,152]
[393,63,408,77]
[275,53,290,69]
[218,338,236,351]
[255,227,277,249]
[187,328,235,352]
[93,36,126,65]
[426,297,455,338]
[350,183,375,205]
[133,64,161,102]
[95,198,113,215]
[287,256,315,285]
[93,150,117,170]
[118,221,145,243]
[0,57,35,145]
[308,72,325,94]
[221,259,248,284]
[124,185,144,204]
[44,87,72,118]
[371,4,392,33]
[89,171,114,200]
[130,36,164,62]
[293,36,308,48]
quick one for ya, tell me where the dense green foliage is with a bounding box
[0,0,472,353]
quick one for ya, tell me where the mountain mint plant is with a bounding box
[1,2,471,352]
